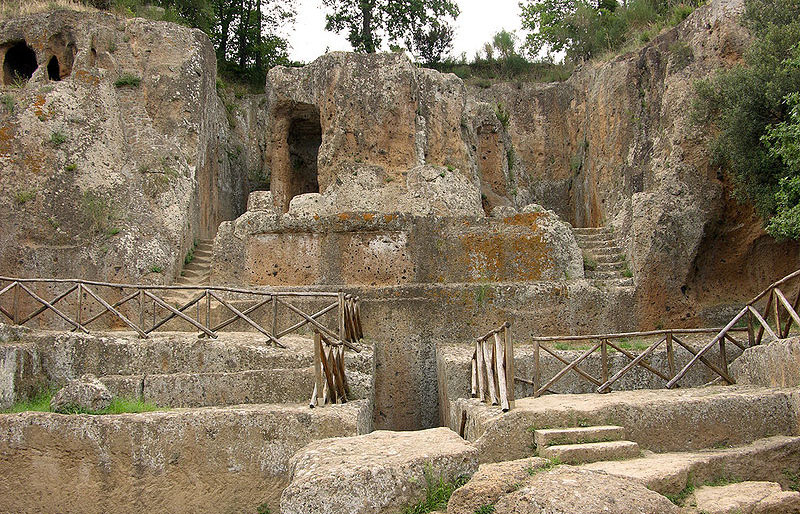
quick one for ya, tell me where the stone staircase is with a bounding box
[533,425,640,464]
[572,227,631,281]
[175,239,213,287]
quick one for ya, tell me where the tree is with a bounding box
[129,0,294,84]
[519,0,626,62]
[322,0,459,55]
[692,0,800,225]
[409,20,454,64]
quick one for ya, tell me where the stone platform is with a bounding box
[453,385,800,463]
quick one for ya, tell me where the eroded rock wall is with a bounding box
[262,52,518,214]
[473,0,800,326]
[0,10,248,284]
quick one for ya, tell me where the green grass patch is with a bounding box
[114,73,141,88]
[1,94,15,113]
[475,505,495,514]
[401,470,470,514]
[582,252,598,271]
[14,189,36,205]
[49,130,67,146]
[663,482,695,506]
[2,390,160,415]
[1,388,53,413]
[149,264,164,273]
[526,457,563,476]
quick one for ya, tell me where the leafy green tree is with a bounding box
[693,0,800,223]
[410,20,454,64]
[113,0,293,85]
[322,0,459,55]
[763,87,800,239]
[520,0,628,62]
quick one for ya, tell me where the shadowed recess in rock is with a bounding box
[2,40,37,85]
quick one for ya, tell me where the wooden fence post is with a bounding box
[504,324,515,409]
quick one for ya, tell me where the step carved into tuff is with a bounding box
[573,226,630,281]
[539,440,640,464]
[534,425,626,448]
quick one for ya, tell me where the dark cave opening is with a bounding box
[3,41,37,85]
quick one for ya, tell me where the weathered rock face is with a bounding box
[446,457,550,514]
[263,52,516,214]
[280,427,478,514]
[49,373,112,412]
[0,402,368,514]
[0,10,248,283]
[731,337,800,388]
[213,209,583,287]
[472,0,800,326]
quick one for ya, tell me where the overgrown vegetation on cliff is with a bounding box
[693,0,800,239]
[519,0,702,62]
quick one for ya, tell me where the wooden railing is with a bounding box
[522,327,748,397]
[667,268,800,388]
[0,277,363,350]
[470,322,515,411]
[517,269,800,396]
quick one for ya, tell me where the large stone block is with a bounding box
[280,428,478,514]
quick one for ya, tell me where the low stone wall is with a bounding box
[0,402,369,514]
[454,386,800,463]
[0,327,374,409]
[212,211,584,287]
[437,340,740,428]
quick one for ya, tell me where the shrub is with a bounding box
[692,0,800,232]
[114,72,141,88]
[401,470,470,514]
[495,103,510,129]
[65,162,77,171]
[149,264,164,273]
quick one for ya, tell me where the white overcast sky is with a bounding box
[286,0,527,63]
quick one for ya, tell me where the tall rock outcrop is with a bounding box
[474,0,800,325]
[262,52,518,215]
[0,10,248,283]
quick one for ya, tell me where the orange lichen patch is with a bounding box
[0,122,18,158]
[383,214,396,223]
[502,212,545,228]
[458,230,553,282]
[73,69,100,87]
[338,213,351,221]
[363,213,375,222]
[32,94,47,119]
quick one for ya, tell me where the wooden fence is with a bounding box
[0,277,363,350]
[522,327,748,397]
[470,322,515,411]
[517,268,800,396]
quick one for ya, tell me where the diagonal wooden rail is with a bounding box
[0,277,363,352]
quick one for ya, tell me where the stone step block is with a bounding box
[689,481,800,514]
[587,270,626,279]
[595,262,626,271]
[100,367,372,408]
[280,428,478,514]
[572,227,611,235]
[534,425,626,448]
[539,440,640,464]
